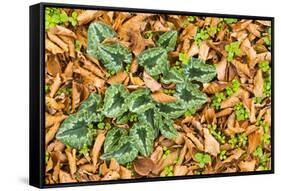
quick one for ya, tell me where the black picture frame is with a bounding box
[29,2,275,188]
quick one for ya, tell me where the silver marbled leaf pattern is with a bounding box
[138,108,161,138]
[137,47,169,76]
[175,80,207,112]
[183,57,216,83]
[56,93,103,149]
[158,99,187,119]
[103,84,129,118]
[161,67,185,84]
[100,136,138,164]
[97,43,132,73]
[156,30,178,52]
[87,21,117,57]
[159,117,178,139]
[56,115,93,150]
[127,88,155,114]
[130,122,155,157]
[103,127,128,153]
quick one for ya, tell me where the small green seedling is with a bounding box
[194,152,211,168]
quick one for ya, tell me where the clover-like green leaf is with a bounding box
[97,43,132,73]
[183,57,216,83]
[77,93,104,123]
[130,122,155,157]
[175,80,208,111]
[137,47,169,76]
[104,127,128,153]
[127,88,155,114]
[56,115,94,150]
[161,67,185,84]
[87,21,117,57]
[159,117,178,139]
[100,136,138,164]
[156,30,178,52]
[158,99,187,119]
[138,108,161,138]
[103,84,129,118]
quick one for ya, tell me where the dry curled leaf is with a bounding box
[107,71,128,85]
[203,128,220,156]
[133,158,155,176]
[91,132,105,168]
[151,91,177,103]
[143,71,161,92]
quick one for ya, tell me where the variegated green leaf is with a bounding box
[158,99,187,119]
[104,127,128,153]
[137,47,169,76]
[127,88,155,114]
[156,30,178,52]
[100,136,138,164]
[103,84,129,118]
[97,43,132,73]
[175,80,208,111]
[130,122,155,157]
[138,108,161,138]
[161,67,185,84]
[183,57,216,83]
[56,93,103,149]
[77,93,104,123]
[159,117,178,139]
[56,115,94,150]
[116,111,130,124]
[87,21,117,57]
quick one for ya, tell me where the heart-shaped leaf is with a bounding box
[156,30,178,52]
[130,122,155,157]
[103,84,129,118]
[77,93,104,123]
[161,67,185,84]
[127,88,155,114]
[87,21,117,57]
[103,127,128,153]
[158,99,187,119]
[175,80,207,112]
[56,93,103,149]
[159,117,178,139]
[97,43,132,73]
[55,115,94,150]
[183,57,216,83]
[137,47,169,76]
[100,136,138,164]
[138,108,161,138]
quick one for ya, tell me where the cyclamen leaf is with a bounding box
[130,122,155,157]
[56,115,93,150]
[137,47,169,76]
[56,93,103,149]
[77,93,104,123]
[116,111,130,124]
[127,88,155,114]
[161,67,185,84]
[87,21,117,57]
[156,30,178,52]
[138,108,161,138]
[100,136,138,164]
[97,43,132,73]
[159,117,178,139]
[103,84,129,118]
[158,99,187,119]
[175,80,207,111]
[183,57,216,83]
[103,127,128,153]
